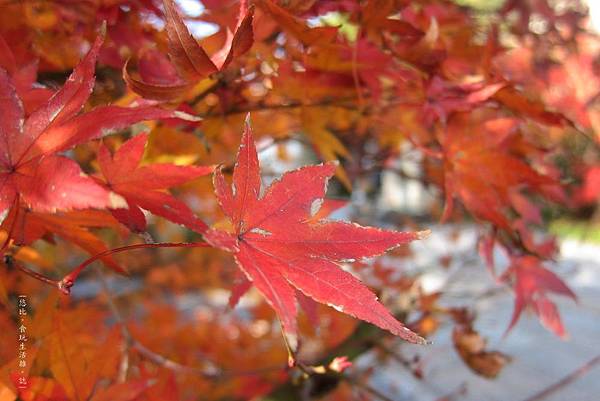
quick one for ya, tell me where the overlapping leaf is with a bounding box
[96,133,213,233]
[255,0,337,47]
[0,35,52,114]
[0,33,193,224]
[124,0,254,100]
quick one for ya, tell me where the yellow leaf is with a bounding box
[24,0,57,29]
[301,107,352,189]
[0,380,15,401]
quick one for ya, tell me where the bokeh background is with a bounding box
[0,0,599,400]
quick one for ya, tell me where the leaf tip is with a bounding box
[403,326,430,345]
[241,113,256,147]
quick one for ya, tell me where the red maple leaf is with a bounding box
[421,76,505,126]
[0,33,190,222]
[96,133,213,233]
[505,255,576,338]
[205,117,430,348]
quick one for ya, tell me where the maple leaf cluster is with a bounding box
[0,0,598,400]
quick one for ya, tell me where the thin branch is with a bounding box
[4,255,63,292]
[96,270,286,380]
[117,339,130,383]
[59,241,210,293]
[521,354,600,401]
[199,97,362,119]
[96,271,130,382]
[344,375,398,401]
[190,77,225,105]
[132,340,220,377]
[376,342,421,378]
[96,269,220,378]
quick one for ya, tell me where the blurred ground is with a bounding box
[363,226,600,401]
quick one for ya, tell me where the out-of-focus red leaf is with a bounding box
[422,77,504,124]
[442,113,560,231]
[228,275,253,308]
[509,190,543,225]
[493,86,568,126]
[478,231,497,277]
[505,255,576,338]
[579,166,600,204]
[0,35,52,114]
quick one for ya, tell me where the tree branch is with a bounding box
[521,354,600,401]
[4,254,63,292]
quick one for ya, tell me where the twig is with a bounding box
[3,255,63,292]
[96,271,130,382]
[199,97,361,119]
[96,270,220,378]
[190,77,224,105]
[96,270,286,380]
[59,241,210,294]
[132,340,220,377]
[521,354,600,401]
[345,375,398,401]
[376,342,420,375]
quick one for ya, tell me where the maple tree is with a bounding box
[0,0,598,400]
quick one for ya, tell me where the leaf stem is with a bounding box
[4,254,62,291]
[59,241,210,294]
[344,375,397,401]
